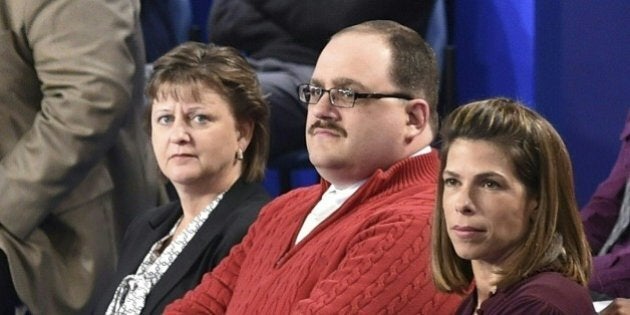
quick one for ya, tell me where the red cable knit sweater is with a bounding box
[165,151,461,314]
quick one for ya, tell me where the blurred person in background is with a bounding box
[0,0,161,313]
[582,109,630,314]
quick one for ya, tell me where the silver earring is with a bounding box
[236,148,244,160]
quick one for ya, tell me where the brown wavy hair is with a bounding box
[431,97,591,293]
[146,42,270,182]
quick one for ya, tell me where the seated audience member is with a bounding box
[92,42,271,315]
[208,0,437,159]
[582,110,630,299]
[432,98,595,314]
[165,20,461,314]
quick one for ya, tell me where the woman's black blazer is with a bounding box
[91,179,271,314]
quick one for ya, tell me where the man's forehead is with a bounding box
[310,77,369,90]
[313,36,392,88]
[333,29,383,40]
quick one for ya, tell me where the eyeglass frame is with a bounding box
[297,83,413,108]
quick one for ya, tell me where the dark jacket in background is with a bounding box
[208,0,436,65]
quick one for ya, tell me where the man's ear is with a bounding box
[404,99,430,141]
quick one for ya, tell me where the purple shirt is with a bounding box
[456,272,595,315]
[581,109,630,298]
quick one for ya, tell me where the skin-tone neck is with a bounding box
[322,141,431,189]
[172,164,242,237]
[318,100,434,189]
[471,260,501,309]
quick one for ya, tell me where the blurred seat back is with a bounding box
[141,0,192,62]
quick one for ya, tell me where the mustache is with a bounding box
[308,120,347,137]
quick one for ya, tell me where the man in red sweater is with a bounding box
[165,20,461,314]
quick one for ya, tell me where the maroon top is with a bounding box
[581,109,630,298]
[456,272,595,315]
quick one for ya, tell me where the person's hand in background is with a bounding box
[600,298,630,315]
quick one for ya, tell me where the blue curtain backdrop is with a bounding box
[454,0,629,206]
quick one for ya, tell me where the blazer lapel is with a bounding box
[115,202,182,279]
[145,179,259,309]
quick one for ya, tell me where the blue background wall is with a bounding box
[454,0,629,206]
[455,1,535,106]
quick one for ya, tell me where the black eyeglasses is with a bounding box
[297,83,413,108]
